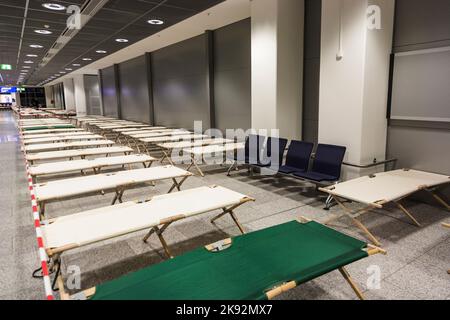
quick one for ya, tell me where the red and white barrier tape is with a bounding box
[19,128,54,300]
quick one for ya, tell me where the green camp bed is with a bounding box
[70,218,385,300]
[22,124,75,131]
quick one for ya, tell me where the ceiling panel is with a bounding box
[0,0,225,86]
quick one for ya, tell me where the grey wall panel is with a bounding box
[214,18,251,132]
[152,35,210,130]
[387,0,450,201]
[394,0,450,51]
[119,55,151,123]
[84,75,102,115]
[302,0,321,143]
[391,48,450,122]
[100,66,119,118]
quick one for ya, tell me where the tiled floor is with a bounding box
[1,111,449,300]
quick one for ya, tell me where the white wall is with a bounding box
[73,75,87,116]
[251,0,304,140]
[63,78,76,111]
[319,0,394,178]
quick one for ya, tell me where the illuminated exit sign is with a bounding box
[0,64,12,70]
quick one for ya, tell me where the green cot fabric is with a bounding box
[23,125,75,131]
[91,221,368,300]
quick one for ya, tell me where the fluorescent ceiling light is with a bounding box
[65,68,73,71]
[23,66,31,69]
[73,64,81,66]
[34,30,53,35]
[42,3,66,11]
[82,58,92,61]
[26,54,38,58]
[148,19,164,25]
[30,44,43,49]
[59,71,66,74]
[96,50,107,54]
[115,38,129,43]
[24,61,34,64]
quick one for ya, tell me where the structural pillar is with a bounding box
[251,0,304,140]
[318,0,395,179]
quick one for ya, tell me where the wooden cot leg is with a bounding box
[191,157,205,177]
[338,267,365,300]
[143,226,174,259]
[350,217,381,247]
[168,176,189,193]
[334,198,381,246]
[394,201,421,227]
[431,192,450,211]
[39,202,46,220]
[211,205,246,234]
[111,189,124,205]
[229,211,245,234]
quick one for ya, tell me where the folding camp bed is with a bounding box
[24,131,94,139]
[122,129,184,147]
[34,165,193,218]
[137,134,208,155]
[26,146,134,164]
[183,143,246,176]
[58,217,385,300]
[29,154,156,183]
[112,127,167,144]
[41,185,255,296]
[24,140,115,153]
[22,128,85,136]
[157,138,235,165]
[24,134,104,145]
[128,130,191,140]
[319,169,450,246]
[21,124,76,131]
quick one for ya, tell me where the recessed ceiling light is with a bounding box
[26,54,38,58]
[115,38,129,43]
[73,64,81,67]
[23,66,31,69]
[34,29,53,35]
[30,44,43,49]
[24,61,34,64]
[82,58,92,61]
[147,19,164,25]
[96,50,107,54]
[65,68,73,71]
[21,70,29,73]
[42,3,66,11]
[59,71,66,74]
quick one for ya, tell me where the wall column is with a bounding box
[251,0,304,140]
[73,75,87,116]
[318,0,395,179]
[63,78,76,111]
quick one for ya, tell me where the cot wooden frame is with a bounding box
[29,154,156,183]
[35,167,193,218]
[41,186,254,299]
[183,143,245,177]
[319,169,450,246]
[24,140,115,153]
[26,146,133,165]
[60,216,385,301]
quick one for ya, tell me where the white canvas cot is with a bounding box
[34,165,193,217]
[26,146,133,163]
[320,169,450,245]
[43,185,254,260]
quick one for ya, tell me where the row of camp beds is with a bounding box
[80,120,248,176]
[18,118,387,301]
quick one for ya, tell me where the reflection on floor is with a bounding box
[1,111,449,300]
